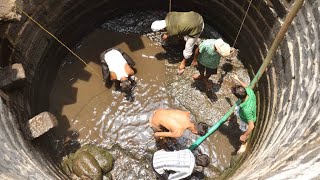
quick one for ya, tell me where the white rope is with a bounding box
[15,5,103,79]
[233,0,253,47]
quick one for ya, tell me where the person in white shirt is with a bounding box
[152,149,210,180]
[100,48,136,94]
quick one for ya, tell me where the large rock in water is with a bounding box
[62,145,114,179]
[72,151,102,180]
[81,145,114,173]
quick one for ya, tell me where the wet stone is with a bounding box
[0,0,21,22]
[80,145,114,173]
[62,145,114,180]
[26,112,58,140]
[72,151,102,180]
[0,63,26,90]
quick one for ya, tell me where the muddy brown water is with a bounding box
[49,11,250,179]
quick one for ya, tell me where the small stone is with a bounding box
[103,173,113,180]
[0,63,26,90]
[26,112,58,140]
[0,0,21,21]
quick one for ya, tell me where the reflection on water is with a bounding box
[49,11,250,179]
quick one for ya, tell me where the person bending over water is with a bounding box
[151,11,204,75]
[152,149,210,180]
[149,109,208,139]
[100,48,136,94]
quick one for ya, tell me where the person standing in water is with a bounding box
[100,48,136,94]
[151,11,204,75]
[191,38,234,90]
[231,74,257,154]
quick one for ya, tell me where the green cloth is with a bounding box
[165,11,203,37]
[198,39,221,69]
[239,87,257,123]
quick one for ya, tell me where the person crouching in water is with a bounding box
[100,48,136,99]
[152,148,210,180]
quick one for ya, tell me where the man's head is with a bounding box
[196,122,209,136]
[120,79,132,94]
[231,85,247,100]
[195,154,210,167]
[151,20,166,32]
[214,38,231,57]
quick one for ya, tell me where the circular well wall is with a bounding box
[0,0,319,179]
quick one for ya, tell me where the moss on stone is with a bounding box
[72,151,102,180]
[81,145,114,173]
[61,145,114,179]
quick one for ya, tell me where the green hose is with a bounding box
[189,100,240,150]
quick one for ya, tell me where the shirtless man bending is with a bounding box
[149,109,208,139]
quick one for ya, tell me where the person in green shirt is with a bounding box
[191,38,232,90]
[231,74,257,154]
[151,11,204,75]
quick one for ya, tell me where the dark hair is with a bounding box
[195,154,210,167]
[231,85,247,100]
[197,122,208,136]
[121,79,132,93]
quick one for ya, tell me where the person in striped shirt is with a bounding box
[152,149,210,180]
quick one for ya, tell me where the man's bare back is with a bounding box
[149,109,198,138]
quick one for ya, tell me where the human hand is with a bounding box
[228,48,238,59]
[240,134,248,142]
[162,33,168,41]
[154,134,163,140]
[191,60,198,67]
[232,74,240,82]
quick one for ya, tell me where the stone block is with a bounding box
[0,63,26,90]
[25,112,58,140]
[0,0,21,22]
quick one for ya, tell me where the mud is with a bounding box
[49,11,250,179]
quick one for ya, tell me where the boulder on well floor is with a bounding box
[62,145,114,180]
[25,112,58,140]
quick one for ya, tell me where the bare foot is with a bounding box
[177,67,185,75]
[237,142,247,154]
[192,74,204,80]
[177,61,186,75]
